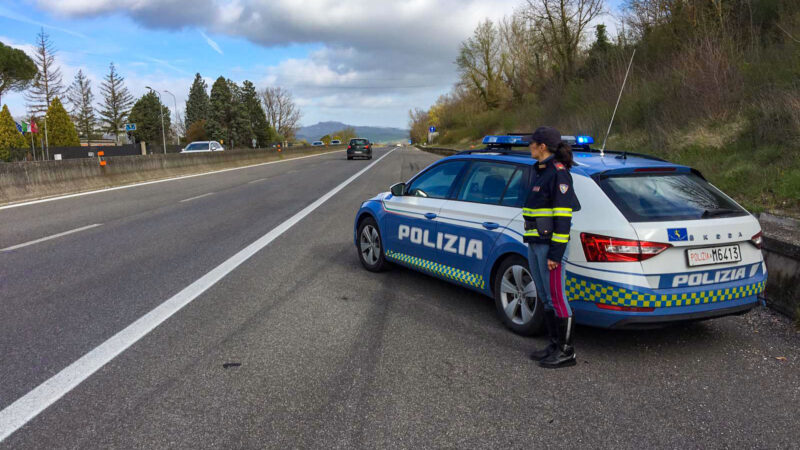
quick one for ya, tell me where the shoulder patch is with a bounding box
[559,184,569,194]
[554,162,565,170]
[532,186,541,192]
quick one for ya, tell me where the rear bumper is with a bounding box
[572,294,761,329]
[347,149,372,156]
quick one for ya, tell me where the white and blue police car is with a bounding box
[354,135,766,335]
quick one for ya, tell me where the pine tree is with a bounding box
[128,92,171,150]
[228,80,251,148]
[25,28,63,116]
[45,97,79,147]
[241,80,273,147]
[207,76,232,145]
[185,73,209,129]
[98,63,134,144]
[0,40,37,105]
[66,69,95,143]
[0,104,26,160]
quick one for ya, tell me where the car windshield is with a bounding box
[351,139,368,145]
[597,172,747,222]
[185,143,209,151]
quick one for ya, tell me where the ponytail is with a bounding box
[552,141,573,168]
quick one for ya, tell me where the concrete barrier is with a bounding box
[0,146,345,205]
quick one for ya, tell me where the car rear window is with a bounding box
[185,143,209,151]
[596,172,747,222]
[351,139,368,145]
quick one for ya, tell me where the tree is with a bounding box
[260,86,301,140]
[523,0,605,84]
[228,80,252,148]
[66,70,95,143]
[241,80,273,147]
[0,104,25,160]
[98,63,134,144]
[334,126,357,143]
[184,73,209,129]
[25,28,63,116]
[0,41,37,105]
[456,19,508,109]
[320,134,331,145]
[408,107,430,144]
[185,119,208,142]
[207,76,232,145]
[128,91,171,150]
[45,97,79,147]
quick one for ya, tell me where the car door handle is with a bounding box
[424,212,438,220]
[482,222,500,230]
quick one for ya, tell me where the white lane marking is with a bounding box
[1,224,102,252]
[0,149,396,443]
[0,150,346,211]
[179,192,214,203]
[248,177,268,184]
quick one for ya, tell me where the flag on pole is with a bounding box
[30,121,38,133]
[15,121,23,133]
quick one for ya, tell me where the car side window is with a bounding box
[406,161,467,199]
[500,168,527,207]
[456,161,519,205]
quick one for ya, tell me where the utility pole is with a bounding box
[146,86,167,154]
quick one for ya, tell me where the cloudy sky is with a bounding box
[1,0,621,129]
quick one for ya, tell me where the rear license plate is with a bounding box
[686,245,742,267]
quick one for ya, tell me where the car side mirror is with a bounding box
[390,182,406,196]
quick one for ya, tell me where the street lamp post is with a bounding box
[146,86,167,154]
[163,89,179,145]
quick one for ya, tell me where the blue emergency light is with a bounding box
[482,135,529,145]
[576,135,594,145]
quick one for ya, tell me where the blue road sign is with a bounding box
[429,126,436,133]
[125,123,137,131]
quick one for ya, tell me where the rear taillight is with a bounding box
[365,145,370,149]
[751,231,763,249]
[348,145,351,149]
[580,233,671,262]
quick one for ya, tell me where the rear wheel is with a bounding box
[347,155,353,160]
[357,217,388,272]
[493,255,544,336]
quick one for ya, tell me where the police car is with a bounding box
[353,135,767,335]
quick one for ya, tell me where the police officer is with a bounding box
[522,126,581,369]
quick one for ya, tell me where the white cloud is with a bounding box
[200,31,223,55]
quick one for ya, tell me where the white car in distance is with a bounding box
[181,141,224,153]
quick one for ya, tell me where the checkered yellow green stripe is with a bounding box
[565,276,765,308]
[385,250,485,289]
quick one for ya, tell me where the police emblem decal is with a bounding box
[667,228,688,242]
[559,184,569,194]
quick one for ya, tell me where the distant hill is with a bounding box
[296,121,409,143]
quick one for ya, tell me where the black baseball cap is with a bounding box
[524,126,562,149]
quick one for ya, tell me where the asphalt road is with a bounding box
[1,146,798,448]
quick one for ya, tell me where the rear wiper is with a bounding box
[701,208,741,218]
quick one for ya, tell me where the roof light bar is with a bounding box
[576,135,594,145]
[482,135,529,146]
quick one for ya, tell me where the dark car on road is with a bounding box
[347,138,372,160]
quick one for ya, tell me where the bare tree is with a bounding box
[26,28,63,116]
[456,19,508,109]
[523,0,604,84]
[260,86,302,140]
[622,0,675,38]
[66,69,95,144]
[98,63,134,145]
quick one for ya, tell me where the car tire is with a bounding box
[357,216,389,272]
[492,254,544,336]
[347,156,352,160]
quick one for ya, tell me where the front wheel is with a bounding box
[493,255,544,336]
[357,217,389,272]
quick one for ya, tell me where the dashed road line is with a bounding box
[1,224,102,252]
[179,192,215,203]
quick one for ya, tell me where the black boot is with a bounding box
[529,310,558,361]
[538,317,576,369]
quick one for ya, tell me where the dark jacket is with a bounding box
[522,155,581,261]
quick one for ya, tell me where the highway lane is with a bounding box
[2,147,799,448]
[0,148,393,413]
